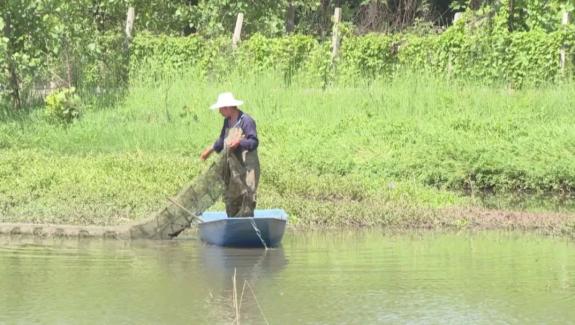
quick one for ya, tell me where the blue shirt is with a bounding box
[212,111,259,153]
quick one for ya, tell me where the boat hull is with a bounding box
[199,210,287,247]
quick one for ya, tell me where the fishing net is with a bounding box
[0,127,258,240]
[131,126,259,239]
[0,155,228,239]
[127,155,227,239]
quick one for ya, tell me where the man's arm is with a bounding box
[200,121,226,160]
[239,117,258,151]
[212,121,227,153]
[200,146,214,160]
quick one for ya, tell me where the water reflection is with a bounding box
[198,246,288,324]
[1,232,574,324]
[200,245,288,283]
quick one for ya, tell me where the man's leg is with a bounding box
[237,150,260,217]
[225,151,247,218]
[225,195,243,218]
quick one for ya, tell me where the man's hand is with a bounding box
[228,139,241,149]
[200,147,214,161]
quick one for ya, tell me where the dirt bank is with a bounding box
[438,207,575,236]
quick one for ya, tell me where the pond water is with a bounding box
[1,231,574,324]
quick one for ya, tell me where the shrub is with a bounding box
[45,87,82,125]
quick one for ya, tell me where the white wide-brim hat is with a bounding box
[210,92,244,110]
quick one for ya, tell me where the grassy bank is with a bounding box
[1,71,574,230]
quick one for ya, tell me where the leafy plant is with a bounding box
[131,24,575,88]
[44,87,81,125]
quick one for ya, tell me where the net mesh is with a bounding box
[0,154,228,239]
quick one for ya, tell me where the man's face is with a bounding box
[218,106,233,118]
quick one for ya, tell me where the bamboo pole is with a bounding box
[232,13,244,49]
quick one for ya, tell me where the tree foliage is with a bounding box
[131,19,575,88]
[1,0,574,110]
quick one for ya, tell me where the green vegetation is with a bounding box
[131,25,575,88]
[3,0,575,110]
[1,0,574,229]
[1,71,573,227]
[44,87,82,125]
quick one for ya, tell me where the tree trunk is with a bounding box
[2,13,21,109]
[320,0,331,37]
[366,0,379,31]
[508,0,514,31]
[64,44,73,88]
[7,59,21,109]
[285,1,295,34]
[469,0,482,10]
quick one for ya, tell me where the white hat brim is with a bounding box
[210,99,244,110]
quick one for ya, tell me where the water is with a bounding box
[1,231,574,324]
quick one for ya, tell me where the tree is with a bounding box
[0,0,61,109]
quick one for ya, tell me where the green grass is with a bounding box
[1,71,574,226]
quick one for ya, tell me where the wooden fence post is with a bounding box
[123,7,136,86]
[125,7,135,41]
[331,7,342,59]
[448,12,461,76]
[560,12,571,75]
[232,13,244,49]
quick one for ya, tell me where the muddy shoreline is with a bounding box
[2,206,574,239]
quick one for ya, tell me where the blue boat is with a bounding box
[199,209,288,247]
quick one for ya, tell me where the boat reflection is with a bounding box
[199,245,288,283]
[199,245,288,323]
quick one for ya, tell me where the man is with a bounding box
[200,92,260,218]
